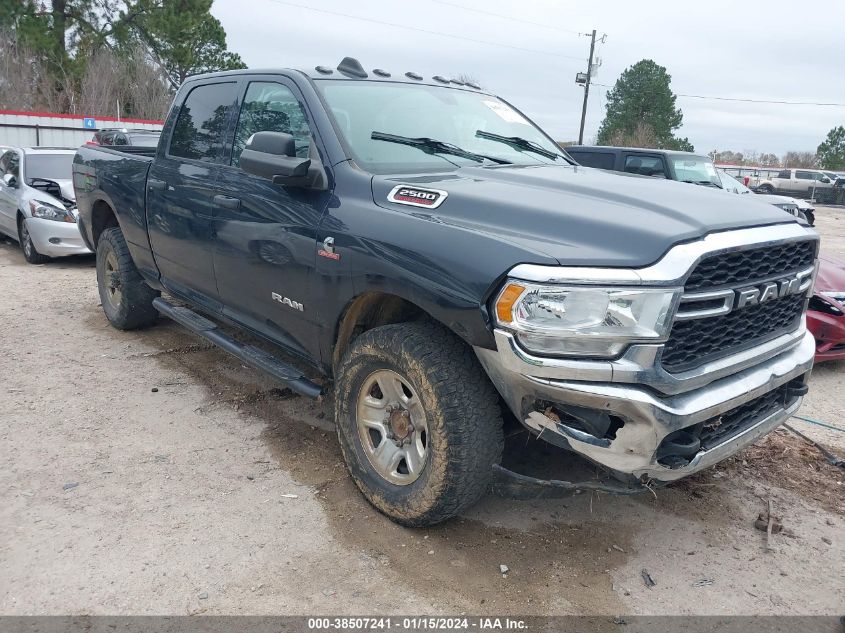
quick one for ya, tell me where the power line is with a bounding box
[592,83,845,107]
[429,0,585,36]
[263,0,587,61]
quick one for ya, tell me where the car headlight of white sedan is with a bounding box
[29,200,77,223]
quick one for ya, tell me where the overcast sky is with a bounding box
[212,0,845,156]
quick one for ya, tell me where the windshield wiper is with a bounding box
[683,179,722,189]
[371,132,511,165]
[474,130,561,160]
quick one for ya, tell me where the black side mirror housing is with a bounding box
[2,173,17,188]
[239,131,327,190]
[821,176,831,184]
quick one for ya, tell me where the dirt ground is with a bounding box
[1,209,843,616]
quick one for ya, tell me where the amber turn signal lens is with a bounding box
[495,283,526,323]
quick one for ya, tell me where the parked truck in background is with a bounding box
[755,168,835,195]
[72,58,819,526]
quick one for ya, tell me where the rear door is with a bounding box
[212,75,331,359]
[146,80,239,309]
[794,170,814,192]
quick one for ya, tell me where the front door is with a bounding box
[213,77,331,359]
[146,80,239,309]
[0,150,21,236]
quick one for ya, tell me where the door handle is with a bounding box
[213,195,240,210]
[148,179,166,191]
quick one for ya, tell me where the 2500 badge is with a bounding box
[387,185,449,209]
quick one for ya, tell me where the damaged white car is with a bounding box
[0,147,91,263]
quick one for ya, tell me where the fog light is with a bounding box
[49,238,61,244]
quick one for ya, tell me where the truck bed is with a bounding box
[73,143,156,275]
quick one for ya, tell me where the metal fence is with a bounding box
[0,110,163,148]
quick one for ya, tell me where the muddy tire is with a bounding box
[757,184,774,194]
[18,216,50,265]
[334,321,503,526]
[96,226,159,330]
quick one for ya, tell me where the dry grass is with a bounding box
[721,427,845,515]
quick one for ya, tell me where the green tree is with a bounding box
[817,126,845,170]
[0,0,243,113]
[597,59,693,151]
[134,0,245,89]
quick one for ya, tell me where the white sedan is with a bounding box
[0,147,92,263]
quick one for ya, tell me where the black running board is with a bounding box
[152,298,323,399]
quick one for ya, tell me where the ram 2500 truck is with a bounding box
[73,57,818,526]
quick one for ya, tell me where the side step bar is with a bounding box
[152,298,323,399]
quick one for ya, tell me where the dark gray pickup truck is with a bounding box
[73,57,818,526]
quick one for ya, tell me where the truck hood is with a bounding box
[752,192,813,210]
[372,164,794,267]
[28,178,76,205]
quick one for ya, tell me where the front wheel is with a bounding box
[18,217,50,264]
[334,321,504,526]
[804,210,815,226]
[96,226,160,330]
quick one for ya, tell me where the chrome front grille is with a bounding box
[662,239,817,374]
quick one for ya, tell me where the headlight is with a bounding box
[29,200,76,223]
[822,291,845,304]
[494,281,678,357]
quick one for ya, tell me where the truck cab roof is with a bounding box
[186,57,486,92]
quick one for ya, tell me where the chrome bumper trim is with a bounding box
[491,324,807,396]
[475,330,815,482]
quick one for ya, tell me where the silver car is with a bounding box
[0,147,92,263]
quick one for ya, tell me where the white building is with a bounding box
[0,110,164,148]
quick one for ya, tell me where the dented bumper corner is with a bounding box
[476,329,815,484]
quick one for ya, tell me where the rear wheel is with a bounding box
[18,216,50,264]
[757,184,774,194]
[334,321,504,526]
[96,226,159,330]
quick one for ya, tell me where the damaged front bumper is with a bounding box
[476,328,815,484]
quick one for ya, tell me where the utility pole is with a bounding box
[578,29,597,145]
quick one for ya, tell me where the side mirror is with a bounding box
[239,131,327,190]
[821,176,831,184]
[2,173,17,188]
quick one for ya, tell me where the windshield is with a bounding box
[670,155,721,187]
[25,153,74,182]
[718,170,752,194]
[316,80,568,173]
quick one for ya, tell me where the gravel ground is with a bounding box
[1,212,843,616]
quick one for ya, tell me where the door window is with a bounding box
[569,151,615,170]
[776,170,790,178]
[0,151,19,178]
[795,171,812,180]
[169,82,237,163]
[231,81,312,167]
[624,155,666,178]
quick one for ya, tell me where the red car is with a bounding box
[808,254,845,362]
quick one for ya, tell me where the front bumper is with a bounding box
[476,329,815,483]
[25,217,92,257]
